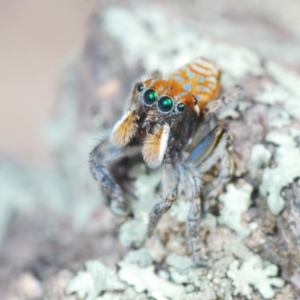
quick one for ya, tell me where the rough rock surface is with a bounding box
[1,1,300,299]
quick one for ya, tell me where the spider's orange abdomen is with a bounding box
[171,57,221,109]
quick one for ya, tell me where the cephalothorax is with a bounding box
[90,57,241,264]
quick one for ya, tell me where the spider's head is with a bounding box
[109,78,200,168]
[135,78,200,119]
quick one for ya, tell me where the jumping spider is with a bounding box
[90,57,241,264]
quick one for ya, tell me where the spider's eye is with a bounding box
[177,103,186,112]
[158,96,173,113]
[143,89,157,105]
[137,83,144,92]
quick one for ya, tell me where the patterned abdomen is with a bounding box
[171,58,221,109]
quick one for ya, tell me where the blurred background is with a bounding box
[1,0,300,298]
[0,0,94,165]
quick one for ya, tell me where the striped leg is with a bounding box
[147,163,179,237]
[205,85,243,115]
[89,137,127,211]
[181,164,203,265]
[185,125,234,264]
[187,194,202,265]
[188,124,234,192]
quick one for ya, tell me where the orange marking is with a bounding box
[143,79,196,110]
[110,110,138,147]
[171,57,221,110]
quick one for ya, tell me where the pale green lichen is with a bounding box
[224,238,254,260]
[265,61,300,99]
[200,213,217,229]
[184,257,234,300]
[248,144,272,178]
[102,6,263,89]
[217,108,240,120]
[118,262,186,300]
[255,82,300,124]
[170,196,190,223]
[119,219,147,248]
[266,131,296,147]
[260,138,300,215]
[253,77,300,217]
[290,127,300,139]
[227,256,284,299]
[119,164,160,247]
[268,111,290,129]
[255,83,290,105]
[218,183,254,237]
[255,82,300,123]
[166,253,194,271]
[123,248,153,268]
[97,288,148,300]
[66,260,124,300]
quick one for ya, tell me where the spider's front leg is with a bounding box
[147,163,180,237]
[90,99,139,212]
[89,137,128,211]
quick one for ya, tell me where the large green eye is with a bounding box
[158,96,174,113]
[177,103,186,112]
[143,89,157,105]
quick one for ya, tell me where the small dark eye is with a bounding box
[158,96,173,113]
[177,103,186,112]
[143,89,157,105]
[137,83,144,92]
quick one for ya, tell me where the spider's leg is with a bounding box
[207,131,234,199]
[181,164,203,265]
[188,193,203,265]
[188,124,234,187]
[205,85,242,115]
[90,84,142,211]
[147,163,179,237]
[89,136,139,212]
[185,125,234,264]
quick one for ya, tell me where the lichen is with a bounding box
[118,164,160,247]
[248,144,272,178]
[266,131,296,147]
[227,256,284,299]
[123,248,153,268]
[118,262,187,300]
[119,219,147,248]
[102,6,263,89]
[166,253,194,271]
[260,135,300,215]
[255,83,290,105]
[218,182,254,237]
[169,196,190,223]
[66,260,124,300]
[224,238,253,260]
[63,5,295,300]
[265,61,300,99]
[255,81,300,123]
[217,108,240,120]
